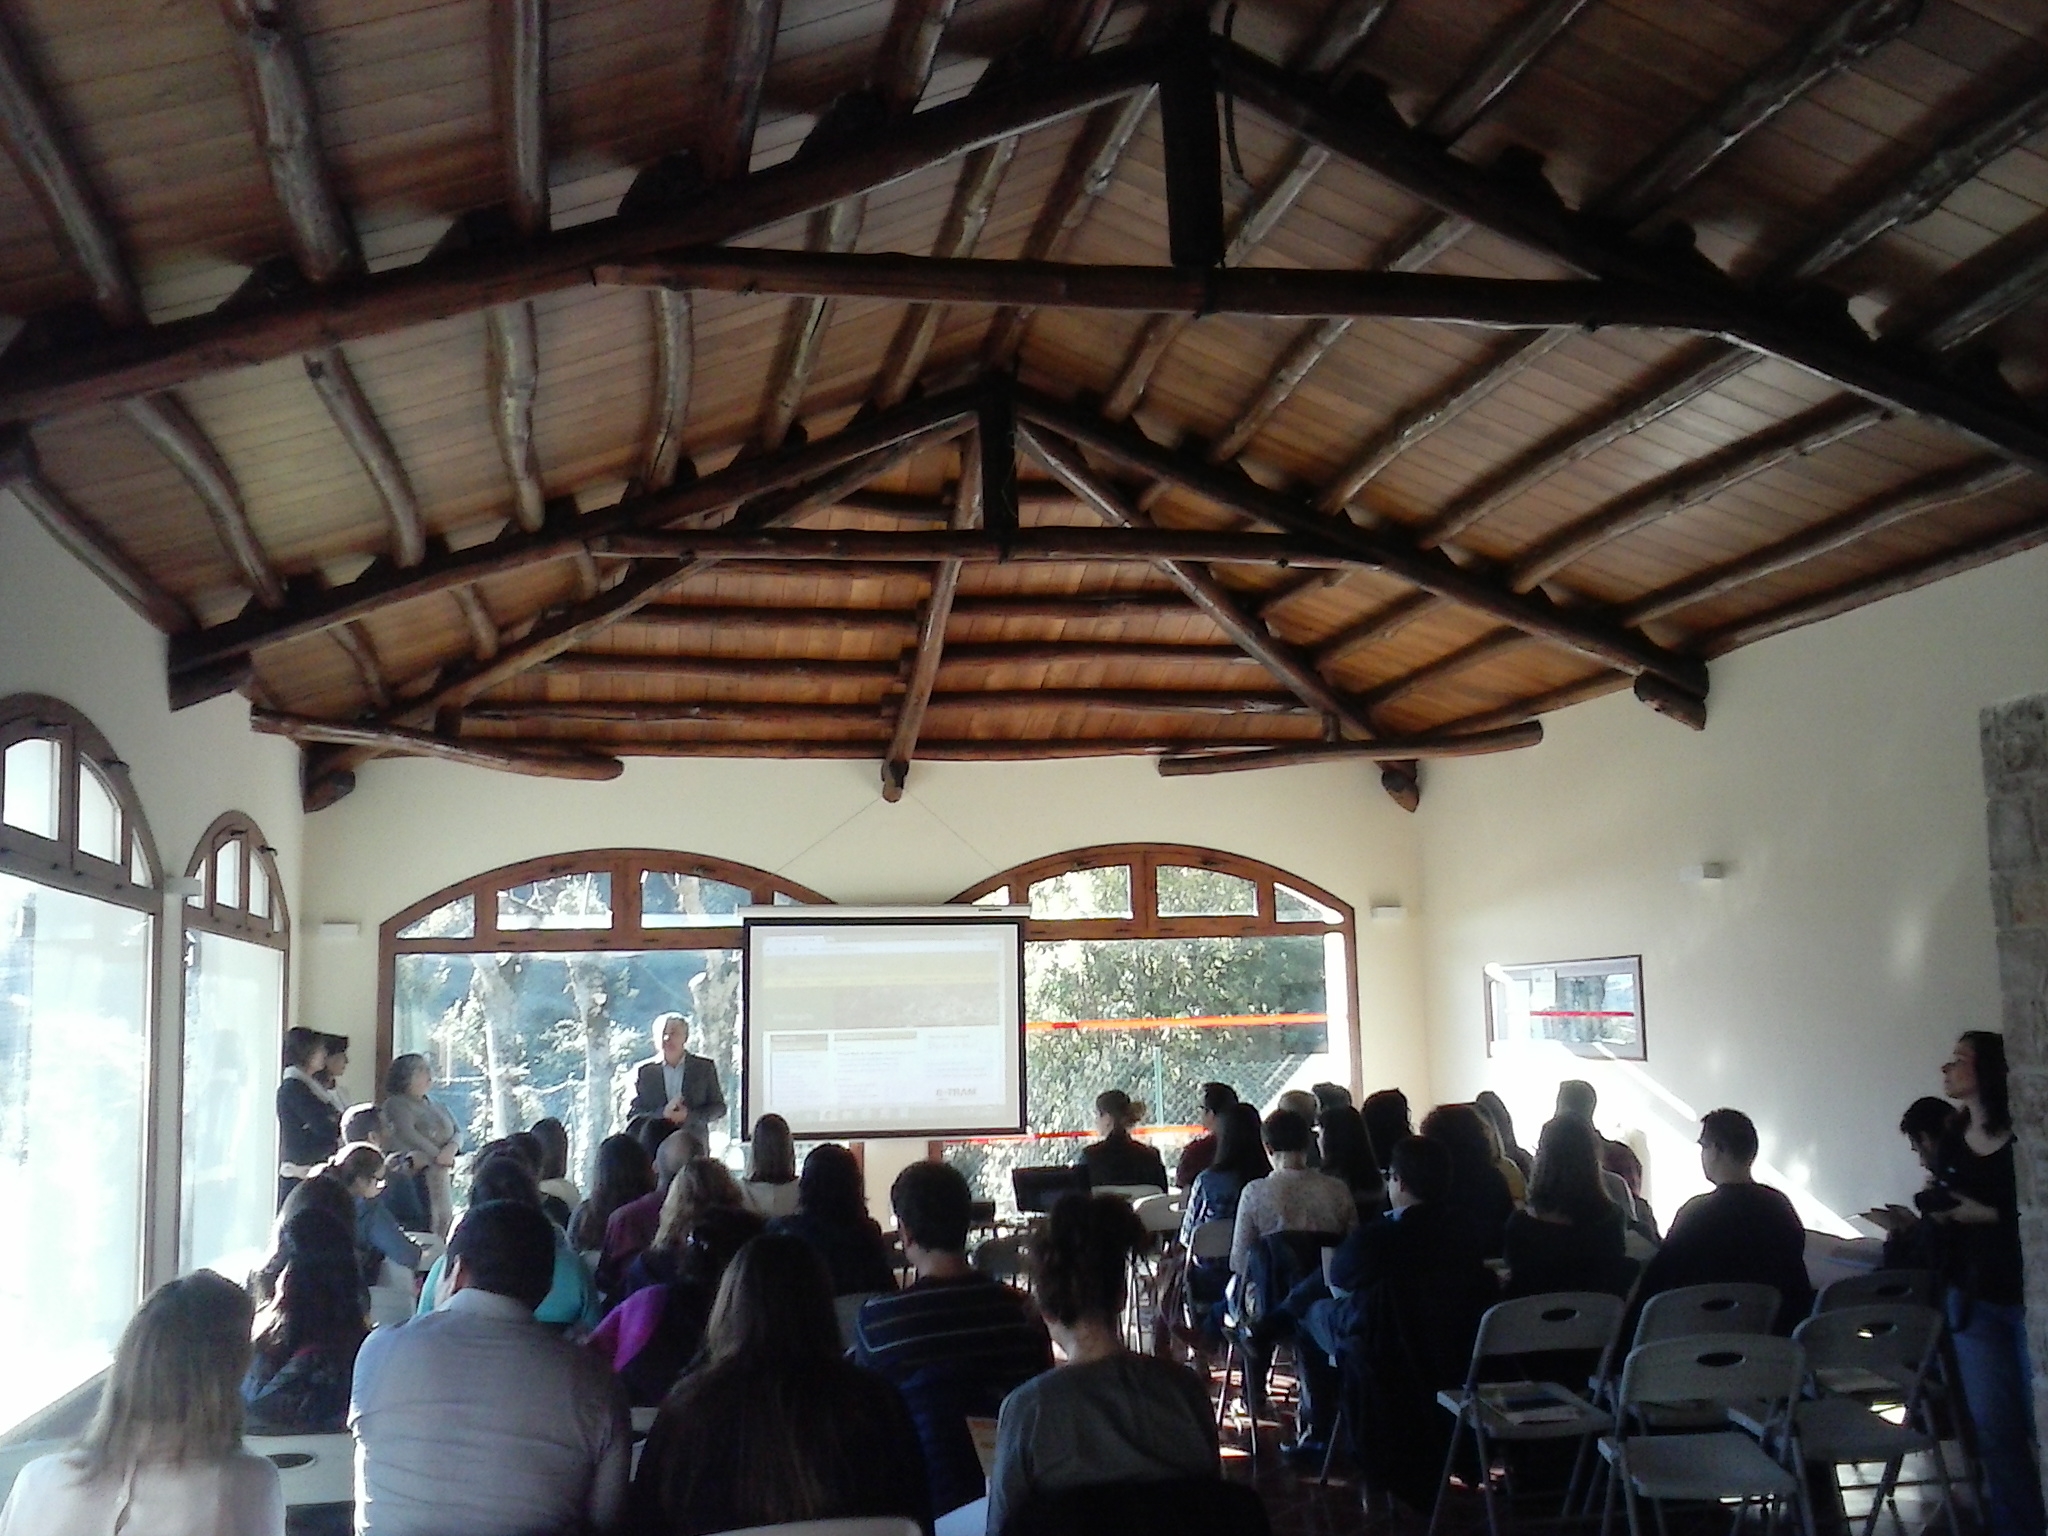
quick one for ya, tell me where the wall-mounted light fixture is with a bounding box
[1679,862,1728,884]
[1368,902,1407,921]
[316,920,362,939]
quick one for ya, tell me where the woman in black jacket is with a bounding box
[1074,1089,1168,1191]
[277,1027,341,1207]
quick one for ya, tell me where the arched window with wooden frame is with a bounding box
[178,814,289,1281]
[380,849,828,1184]
[0,694,160,1435]
[947,844,1358,1201]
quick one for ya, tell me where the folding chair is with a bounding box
[1426,1292,1625,1536]
[1816,1272,1935,1313]
[1592,1283,1781,1421]
[1214,1229,1338,1467]
[1785,1303,1958,1536]
[1598,1333,1814,1536]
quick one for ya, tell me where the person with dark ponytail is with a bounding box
[1073,1090,1167,1191]
[985,1194,1217,1534]
[1933,1032,2043,1536]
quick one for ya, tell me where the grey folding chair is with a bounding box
[1592,1283,1782,1428]
[1816,1271,1936,1313]
[1426,1291,1626,1536]
[1598,1333,1814,1536]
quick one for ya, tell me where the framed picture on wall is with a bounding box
[1484,955,1645,1060]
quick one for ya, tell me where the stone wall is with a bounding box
[1981,695,2048,1461]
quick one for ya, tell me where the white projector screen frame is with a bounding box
[740,907,1028,1140]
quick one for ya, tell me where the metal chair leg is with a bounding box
[1426,1411,1467,1536]
[1318,1403,1345,1487]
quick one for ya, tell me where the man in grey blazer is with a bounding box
[629,1012,726,1145]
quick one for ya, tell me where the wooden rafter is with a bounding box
[331,621,392,711]
[165,385,984,685]
[881,432,980,800]
[700,0,784,184]
[0,40,1165,426]
[1593,0,1920,227]
[1907,236,2048,356]
[304,348,426,567]
[452,587,500,661]
[541,653,906,683]
[255,709,624,781]
[872,0,960,117]
[1292,0,1396,77]
[0,15,139,324]
[1156,722,1544,774]
[603,526,1374,565]
[492,0,548,237]
[486,303,545,533]
[119,393,285,609]
[640,289,694,493]
[1418,0,1591,142]
[218,0,358,284]
[1357,628,1524,714]
[0,429,190,633]
[1313,592,1439,670]
[757,199,865,451]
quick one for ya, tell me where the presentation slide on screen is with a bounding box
[743,917,1024,1137]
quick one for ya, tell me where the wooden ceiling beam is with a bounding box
[1434,669,1628,734]
[606,252,1727,328]
[1293,0,1396,77]
[119,393,285,609]
[303,346,426,568]
[1618,457,2025,628]
[613,592,1195,628]
[943,642,1254,666]
[487,302,546,533]
[166,385,983,682]
[452,587,500,661]
[1219,41,2048,481]
[1313,591,1441,670]
[0,42,1164,425]
[0,429,190,633]
[1156,721,1543,774]
[873,0,960,117]
[882,430,980,800]
[951,592,1198,621]
[467,702,886,726]
[1015,390,1709,694]
[602,525,1371,566]
[926,688,1310,715]
[218,0,358,284]
[492,0,548,237]
[0,16,139,325]
[757,199,865,451]
[562,736,1323,761]
[639,290,695,494]
[540,653,906,683]
[700,0,784,184]
[1508,395,1887,592]
[1419,0,1592,142]
[1357,628,1525,713]
[1020,423,1380,738]
[1907,238,2048,356]
[624,603,923,633]
[1593,0,1920,227]
[330,621,392,711]
[255,708,624,782]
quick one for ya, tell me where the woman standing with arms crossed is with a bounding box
[379,1052,459,1238]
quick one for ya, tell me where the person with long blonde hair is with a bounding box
[618,1157,761,1299]
[0,1272,284,1536]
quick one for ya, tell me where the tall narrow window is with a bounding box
[0,695,159,1435]
[382,851,826,1185]
[180,815,290,1280]
[947,845,1358,1205]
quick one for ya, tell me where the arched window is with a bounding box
[948,845,1357,1200]
[0,694,159,1435]
[179,814,289,1280]
[381,850,827,1183]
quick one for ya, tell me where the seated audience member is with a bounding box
[497,1131,570,1226]
[1277,1090,1325,1167]
[1229,1108,1356,1276]
[0,1271,284,1536]
[245,1209,370,1434]
[619,1157,762,1299]
[343,1102,432,1233]
[768,1143,897,1295]
[855,1161,1053,1515]
[416,1151,600,1333]
[1475,1090,1534,1181]
[1316,1102,1388,1216]
[1859,1095,1958,1270]
[253,1167,365,1307]
[1313,1082,1354,1111]
[1555,1079,1644,1198]
[1503,1117,1630,1298]
[1182,1103,1272,1328]
[353,1201,629,1536]
[599,1128,695,1295]
[1475,1106,1528,1202]
[330,1142,426,1285]
[630,1234,931,1536]
[1419,1103,1517,1260]
[1074,1089,1168,1191]
[530,1116,581,1210]
[1174,1082,1239,1189]
[570,1133,655,1254]
[278,1027,342,1208]
[986,1195,1218,1536]
[379,1053,459,1239]
[1308,1137,1495,1509]
[586,1201,761,1408]
[1361,1089,1413,1175]
[739,1112,802,1218]
[1637,1107,1812,1328]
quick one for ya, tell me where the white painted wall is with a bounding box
[298,751,1432,1172]
[1416,543,2048,1236]
[0,500,307,1283]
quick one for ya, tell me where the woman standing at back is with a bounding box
[0,1273,283,1536]
[378,1053,459,1238]
[276,1027,340,1208]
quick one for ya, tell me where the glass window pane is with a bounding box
[1027,866,1132,920]
[75,765,120,865]
[640,871,748,928]
[181,931,283,1279]
[1156,865,1257,918]
[392,945,740,1190]
[972,887,1011,907]
[397,894,474,941]
[248,858,271,921]
[213,840,241,909]
[1,738,59,840]
[1275,883,1343,923]
[772,891,801,906]
[130,838,151,890]
[498,873,611,931]
[0,872,151,1433]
